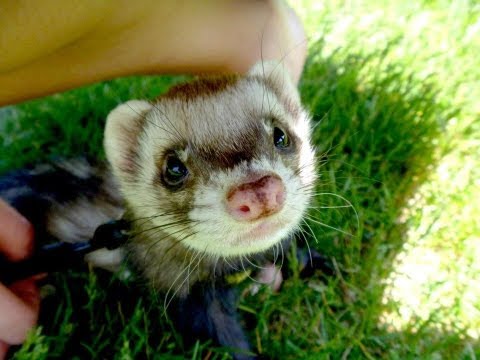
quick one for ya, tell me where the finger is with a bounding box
[0,341,8,360]
[9,279,41,313]
[0,279,39,345]
[0,199,34,261]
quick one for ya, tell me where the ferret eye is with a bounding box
[162,153,188,188]
[273,127,290,149]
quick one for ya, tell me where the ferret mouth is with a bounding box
[241,219,282,241]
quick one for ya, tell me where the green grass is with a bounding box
[1,1,479,358]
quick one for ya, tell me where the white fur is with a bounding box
[104,100,153,180]
[85,248,125,272]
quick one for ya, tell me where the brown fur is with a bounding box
[162,75,240,101]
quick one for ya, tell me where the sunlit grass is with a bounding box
[294,0,480,353]
[382,138,480,339]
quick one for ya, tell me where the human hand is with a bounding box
[0,0,306,105]
[0,199,40,359]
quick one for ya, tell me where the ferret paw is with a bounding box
[249,263,283,295]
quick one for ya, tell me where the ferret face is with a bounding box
[104,62,316,259]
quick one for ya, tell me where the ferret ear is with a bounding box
[248,61,300,102]
[104,100,153,177]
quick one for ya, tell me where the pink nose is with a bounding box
[226,175,286,221]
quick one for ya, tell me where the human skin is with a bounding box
[0,200,40,359]
[0,1,306,357]
[0,0,306,105]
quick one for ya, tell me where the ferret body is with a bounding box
[0,62,316,359]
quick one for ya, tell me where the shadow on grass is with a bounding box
[242,43,478,358]
[4,41,477,359]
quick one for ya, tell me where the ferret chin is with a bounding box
[104,61,316,292]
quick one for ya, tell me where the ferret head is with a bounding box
[104,62,316,259]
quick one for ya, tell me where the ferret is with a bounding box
[0,61,316,359]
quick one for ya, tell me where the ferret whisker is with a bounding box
[129,219,197,238]
[258,46,270,118]
[126,204,186,211]
[223,256,240,272]
[140,223,201,266]
[127,212,186,228]
[125,209,178,217]
[301,218,319,244]
[287,169,316,185]
[307,192,359,229]
[140,226,195,266]
[272,243,279,267]
[287,199,356,240]
[239,256,264,285]
[161,230,199,259]
[310,109,332,131]
[298,224,314,267]
[129,224,188,245]
[164,249,208,312]
[151,222,205,252]
[304,215,355,237]
[158,243,195,296]
[126,109,184,151]
[147,224,199,250]
[278,241,285,271]
[190,203,215,211]
[291,158,323,176]
[162,249,201,312]
[149,102,185,143]
[149,246,191,303]
[291,185,316,195]
[309,205,354,210]
[243,254,269,270]
[212,255,220,278]
[144,111,182,144]
[125,102,144,117]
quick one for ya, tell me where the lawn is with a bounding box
[1,1,479,358]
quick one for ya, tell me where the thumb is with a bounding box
[0,279,40,345]
[9,278,41,313]
[0,340,8,360]
[0,199,34,262]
